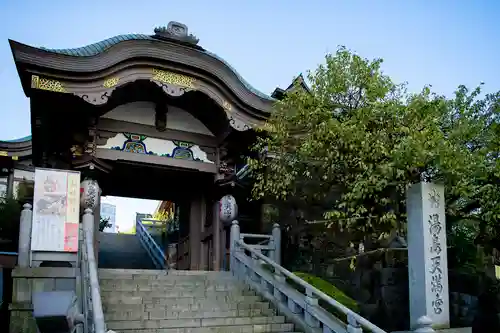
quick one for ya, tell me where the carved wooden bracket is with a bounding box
[72,154,112,174]
[219,161,235,176]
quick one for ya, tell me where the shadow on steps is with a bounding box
[98,232,158,270]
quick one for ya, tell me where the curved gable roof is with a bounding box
[0,135,32,143]
[0,135,32,157]
[10,22,276,116]
[38,33,273,102]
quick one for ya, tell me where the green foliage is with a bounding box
[262,204,279,226]
[153,208,173,222]
[0,197,22,251]
[260,263,358,321]
[16,181,34,202]
[262,264,359,312]
[293,272,359,313]
[249,46,500,244]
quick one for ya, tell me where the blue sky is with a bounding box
[0,0,498,141]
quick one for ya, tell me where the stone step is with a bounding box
[106,326,298,333]
[99,280,249,291]
[100,282,252,292]
[104,307,277,321]
[101,288,254,297]
[98,269,234,279]
[99,275,237,283]
[106,316,290,331]
[103,301,272,313]
[100,284,249,293]
[102,294,262,305]
[101,288,256,299]
[99,268,168,276]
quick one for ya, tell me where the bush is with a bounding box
[287,272,358,323]
[261,263,358,322]
[293,272,359,313]
[0,197,22,252]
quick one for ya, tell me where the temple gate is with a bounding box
[3,21,279,271]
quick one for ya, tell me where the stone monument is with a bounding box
[407,182,450,329]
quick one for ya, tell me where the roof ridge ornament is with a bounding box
[153,21,200,46]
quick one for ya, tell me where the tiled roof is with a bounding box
[40,34,274,101]
[0,135,32,143]
[40,34,154,57]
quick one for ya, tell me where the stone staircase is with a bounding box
[98,232,157,270]
[99,268,301,333]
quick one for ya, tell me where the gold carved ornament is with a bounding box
[222,100,232,111]
[31,75,66,93]
[103,77,120,88]
[0,151,18,160]
[151,69,195,88]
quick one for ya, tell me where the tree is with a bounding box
[0,197,21,251]
[153,209,173,222]
[248,46,498,246]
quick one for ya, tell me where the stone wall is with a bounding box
[322,248,410,332]
[285,244,492,331]
[9,267,78,333]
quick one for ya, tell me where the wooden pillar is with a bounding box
[189,196,202,270]
[213,198,221,271]
[6,169,14,198]
[199,195,207,270]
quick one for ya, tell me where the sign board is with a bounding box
[219,195,238,225]
[31,168,81,252]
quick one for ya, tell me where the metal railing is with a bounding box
[135,219,166,269]
[80,208,106,333]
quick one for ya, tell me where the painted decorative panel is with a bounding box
[97,133,214,163]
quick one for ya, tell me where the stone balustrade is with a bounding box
[229,220,436,333]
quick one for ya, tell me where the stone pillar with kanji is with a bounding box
[407,182,450,329]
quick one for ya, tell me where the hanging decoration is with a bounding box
[219,195,238,225]
[80,179,100,211]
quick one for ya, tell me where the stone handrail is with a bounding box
[238,224,281,265]
[235,240,387,333]
[136,218,166,269]
[230,221,435,333]
[230,220,385,333]
[81,208,107,333]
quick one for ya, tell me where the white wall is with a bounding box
[102,101,214,136]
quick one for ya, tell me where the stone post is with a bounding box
[82,208,94,243]
[17,203,33,268]
[346,314,362,333]
[80,179,100,262]
[414,316,435,333]
[407,182,449,329]
[230,220,240,272]
[272,223,281,265]
[6,169,14,198]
